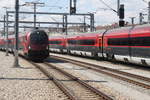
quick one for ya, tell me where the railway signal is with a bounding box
[119,4,125,27]
[70,0,77,14]
[98,0,125,27]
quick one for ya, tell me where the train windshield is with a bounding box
[30,30,48,44]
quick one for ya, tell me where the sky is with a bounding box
[0,0,149,29]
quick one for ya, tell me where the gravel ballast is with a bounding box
[0,52,68,100]
[50,53,150,100]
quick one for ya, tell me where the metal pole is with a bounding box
[23,2,44,28]
[14,0,20,67]
[117,0,120,16]
[6,12,9,56]
[131,17,135,25]
[57,24,59,32]
[139,13,143,24]
[83,16,86,32]
[65,15,68,35]
[130,17,135,25]
[3,15,6,36]
[90,14,92,32]
[34,3,36,28]
[148,2,150,23]
[23,26,25,31]
[62,15,65,33]
[92,14,95,31]
[70,0,72,13]
[90,14,94,32]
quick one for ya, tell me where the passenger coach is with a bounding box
[104,25,150,65]
[49,35,66,53]
[49,24,150,66]
[66,30,106,57]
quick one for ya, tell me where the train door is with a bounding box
[97,37,103,57]
[101,30,108,58]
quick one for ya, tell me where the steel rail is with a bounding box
[30,62,78,100]
[0,50,78,100]
[44,62,113,100]
[18,53,113,100]
[51,55,150,89]
[18,54,78,100]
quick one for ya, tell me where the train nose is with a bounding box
[29,44,48,50]
[30,31,48,45]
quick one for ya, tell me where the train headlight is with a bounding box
[28,46,31,49]
[47,46,49,49]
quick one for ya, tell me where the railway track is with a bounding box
[19,54,113,100]
[50,55,150,90]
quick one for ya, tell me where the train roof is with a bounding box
[105,24,150,37]
[133,24,150,28]
[49,35,66,39]
[67,29,106,38]
[130,24,150,37]
[48,24,150,39]
[49,30,106,39]
[105,26,132,36]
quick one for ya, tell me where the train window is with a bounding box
[78,39,95,45]
[8,40,11,43]
[49,41,62,44]
[30,32,48,44]
[131,37,150,46]
[108,38,128,46]
[67,40,77,45]
[108,37,150,46]
[143,37,150,46]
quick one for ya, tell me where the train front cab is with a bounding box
[28,49,49,60]
[27,30,49,61]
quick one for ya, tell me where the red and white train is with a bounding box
[49,24,150,66]
[0,29,49,61]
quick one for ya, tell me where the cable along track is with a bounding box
[50,55,150,89]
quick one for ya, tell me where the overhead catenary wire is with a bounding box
[98,0,117,13]
[50,16,59,22]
